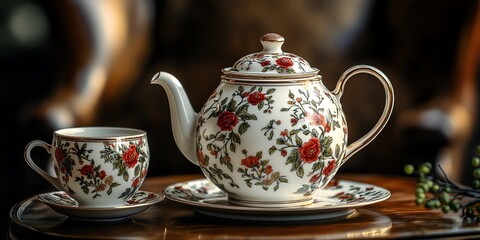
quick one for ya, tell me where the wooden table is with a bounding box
[8,173,480,239]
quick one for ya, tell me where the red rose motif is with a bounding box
[55,148,64,163]
[324,124,331,133]
[309,174,320,184]
[197,150,206,167]
[247,92,266,105]
[241,91,250,98]
[241,156,260,168]
[99,170,107,180]
[123,144,139,168]
[132,177,140,188]
[291,118,298,126]
[265,165,273,175]
[307,113,326,126]
[322,159,336,176]
[298,138,321,163]
[210,150,218,158]
[217,111,239,131]
[281,149,287,157]
[260,60,270,67]
[276,57,294,68]
[80,165,93,175]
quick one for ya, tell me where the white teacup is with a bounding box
[24,127,149,208]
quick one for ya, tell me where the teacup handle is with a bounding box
[332,65,394,166]
[24,140,63,190]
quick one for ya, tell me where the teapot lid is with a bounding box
[223,33,318,79]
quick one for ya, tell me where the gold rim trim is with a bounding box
[54,127,146,142]
[221,67,319,79]
[54,135,146,142]
[222,75,321,85]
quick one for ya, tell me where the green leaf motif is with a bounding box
[295,135,303,147]
[241,113,257,121]
[134,165,140,176]
[297,167,305,178]
[82,186,89,194]
[231,133,241,144]
[269,146,277,155]
[227,99,237,112]
[335,145,340,159]
[238,122,250,135]
[236,104,249,116]
[286,151,299,165]
[257,102,265,110]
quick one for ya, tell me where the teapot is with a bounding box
[151,33,394,207]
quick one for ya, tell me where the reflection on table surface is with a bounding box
[8,174,479,239]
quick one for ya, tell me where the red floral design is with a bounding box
[281,149,287,157]
[99,170,107,180]
[309,174,320,184]
[276,57,294,68]
[95,184,106,192]
[210,150,218,158]
[298,138,321,163]
[248,92,266,105]
[260,60,270,67]
[122,144,139,168]
[322,159,336,176]
[291,118,298,126]
[132,177,140,188]
[80,165,93,175]
[265,165,273,175]
[241,91,250,98]
[197,150,206,167]
[217,111,239,131]
[241,156,260,168]
[308,113,326,126]
[325,124,331,133]
[55,148,64,163]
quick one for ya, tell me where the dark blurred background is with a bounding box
[1,0,479,236]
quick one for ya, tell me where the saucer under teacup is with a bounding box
[37,190,164,221]
[163,178,390,222]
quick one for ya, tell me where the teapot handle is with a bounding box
[332,65,394,166]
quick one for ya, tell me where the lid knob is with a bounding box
[260,33,284,54]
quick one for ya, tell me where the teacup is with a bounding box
[24,127,149,208]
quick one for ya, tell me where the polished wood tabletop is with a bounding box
[8,173,480,239]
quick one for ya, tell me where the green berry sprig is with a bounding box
[405,145,480,223]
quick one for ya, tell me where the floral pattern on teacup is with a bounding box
[53,139,149,200]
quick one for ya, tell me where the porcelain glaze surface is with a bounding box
[163,178,390,221]
[25,127,150,208]
[151,33,394,207]
[37,190,164,221]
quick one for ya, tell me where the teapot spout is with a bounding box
[151,72,198,165]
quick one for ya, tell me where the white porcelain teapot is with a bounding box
[151,33,394,207]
